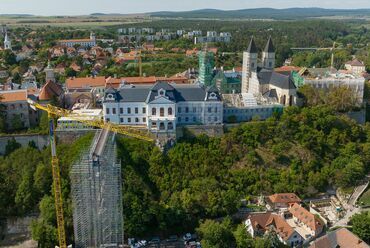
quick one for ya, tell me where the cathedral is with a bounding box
[242,36,297,106]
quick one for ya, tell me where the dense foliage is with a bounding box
[350,212,370,244]
[0,133,94,247]
[118,106,370,238]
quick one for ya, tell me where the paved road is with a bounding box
[332,176,370,227]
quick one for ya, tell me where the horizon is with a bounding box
[1,0,370,16]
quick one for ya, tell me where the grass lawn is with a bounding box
[359,188,370,207]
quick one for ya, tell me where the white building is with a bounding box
[4,31,11,50]
[57,109,103,131]
[345,59,366,75]
[103,82,223,134]
[245,212,304,247]
[59,32,96,48]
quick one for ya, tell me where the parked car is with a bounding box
[166,235,178,242]
[148,237,160,244]
[183,233,192,241]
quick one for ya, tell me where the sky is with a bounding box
[0,0,370,16]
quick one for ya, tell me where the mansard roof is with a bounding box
[108,82,221,103]
[264,36,275,53]
[246,37,258,54]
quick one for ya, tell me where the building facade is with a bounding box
[198,51,215,86]
[59,32,96,48]
[103,82,223,134]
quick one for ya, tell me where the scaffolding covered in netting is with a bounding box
[71,130,124,248]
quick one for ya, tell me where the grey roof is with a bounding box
[257,69,273,84]
[269,71,296,89]
[263,89,278,99]
[264,36,275,53]
[257,69,296,89]
[118,85,151,102]
[246,37,258,54]
[114,82,219,103]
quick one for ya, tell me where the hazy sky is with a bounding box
[0,0,370,16]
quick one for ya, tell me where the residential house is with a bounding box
[0,90,38,129]
[345,59,366,75]
[289,203,324,238]
[39,80,64,103]
[266,193,301,210]
[309,228,369,248]
[245,212,304,247]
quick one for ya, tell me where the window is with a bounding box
[168,122,173,130]
[128,118,131,123]
[135,107,138,114]
[20,104,23,108]
[208,116,211,122]
[178,117,182,122]
[106,108,110,114]
[214,117,217,122]
[135,118,139,123]
[178,107,182,113]
[127,108,131,114]
[168,107,173,115]
[143,117,146,122]
[120,108,123,114]
[152,121,157,127]
[159,122,165,130]
[269,62,272,68]
[152,108,156,115]
[185,117,189,122]
[208,107,212,113]
[120,118,124,123]
[112,108,116,114]
[193,116,196,122]
[142,107,146,114]
[106,118,110,122]
[193,107,196,112]
[185,107,189,113]
[215,107,217,113]
[160,107,165,117]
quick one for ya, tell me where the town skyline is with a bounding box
[0,0,370,16]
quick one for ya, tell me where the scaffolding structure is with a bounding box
[71,129,123,248]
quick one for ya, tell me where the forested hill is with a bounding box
[150,8,370,20]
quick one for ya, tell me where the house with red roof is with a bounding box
[289,203,324,237]
[266,193,302,210]
[345,58,366,75]
[245,212,304,247]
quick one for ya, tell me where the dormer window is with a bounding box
[158,88,166,97]
[209,92,217,100]
[106,93,115,101]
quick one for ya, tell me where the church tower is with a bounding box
[90,31,96,41]
[4,31,12,50]
[241,37,258,93]
[262,36,275,70]
[45,60,55,83]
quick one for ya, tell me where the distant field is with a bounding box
[0,15,149,28]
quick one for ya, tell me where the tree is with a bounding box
[1,50,17,65]
[4,138,21,156]
[197,218,236,248]
[11,114,24,131]
[351,212,370,244]
[233,224,254,248]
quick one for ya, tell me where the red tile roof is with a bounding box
[105,76,189,88]
[289,203,323,233]
[346,59,365,67]
[39,81,64,101]
[309,228,369,248]
[268,193,301,204]
[275,66,301,72]
[248,212,295,241]
[66,76,106,90]
[0,90,28,102]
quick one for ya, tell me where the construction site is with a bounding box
[71,129,124,248]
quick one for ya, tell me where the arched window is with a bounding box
[159,122,165,130]
[152,108,156,116]
[168,122,173,130]
[160,107,165,117]
[168,107,173,115]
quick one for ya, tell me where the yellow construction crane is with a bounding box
[28,99,153,248]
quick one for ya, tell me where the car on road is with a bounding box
[148,237,161,244]
[166,235,178,242]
